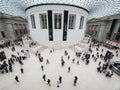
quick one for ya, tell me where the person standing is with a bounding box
[68,67,71,72]
[98,61,101,66]
[72,58,75,63]
[59,76,62,84]
[75,76,78,81]
[42,74,46,81]
[46,59,50,64]
[74,76,78,86]
[61,60,65,67]
[38,53,41,57]
[50,50,52,53]
[47,79,51,86]
[20,68,24,73]
[68,55,70,60]
[15,75,19,82]
[41,65,44,71]
[77,60,80,65]
[9,66,12,72]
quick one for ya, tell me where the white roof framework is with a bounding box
[0,0,120,19]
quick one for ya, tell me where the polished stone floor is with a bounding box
[0,43,120,90]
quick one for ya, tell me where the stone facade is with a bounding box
[0,13,28,41]
[86,14,120,43]
[26,4,88,47]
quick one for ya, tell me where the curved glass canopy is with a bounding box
[0,0,120,19]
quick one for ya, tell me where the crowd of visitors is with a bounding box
[0,36,119,88]
[0,39,28,83]
[34,36,119,87]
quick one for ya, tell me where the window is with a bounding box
[115,32,120,42]
[68,14,76,29]
[15,30,18,35]
[30,14,36,29]
[23,24,26,29]
[1,31,5,38]
[22,24,24,29]
[39,13,47,29]
[23,29,27,34]
[19,24,22,29]
[94,31,97,37]
[20,30,22,35]
[14,23,18,30]
[79,16,84,29]
[54,13,62,29]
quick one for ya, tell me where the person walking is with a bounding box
[15,75,19,82]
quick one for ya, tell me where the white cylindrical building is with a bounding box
[26,3,88,48]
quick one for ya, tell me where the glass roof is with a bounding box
[0,0,120,19]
